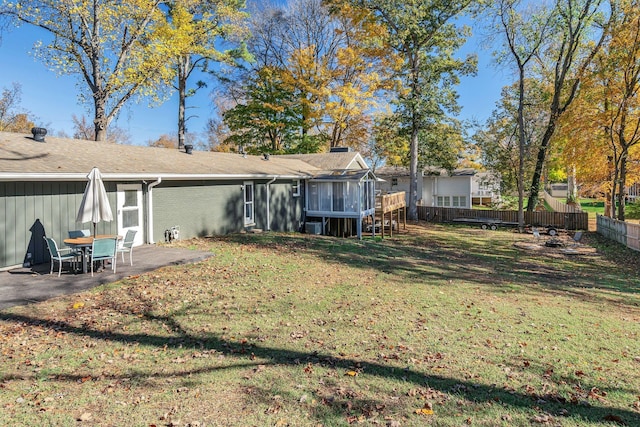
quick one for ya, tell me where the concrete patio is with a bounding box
[0,244,215,310]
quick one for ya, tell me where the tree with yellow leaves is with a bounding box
[1,0,170,141]
[154,0,250,149]
[559,0,640,220]
[222,0,393,154]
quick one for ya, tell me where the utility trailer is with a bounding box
[451,217,518,230]
[452,217,558,235]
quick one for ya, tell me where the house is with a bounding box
[0,131,373,270]
[375,166,501,208]
[548,182,569,198]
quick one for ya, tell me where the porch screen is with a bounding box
[332,182,344,212]
[319,183,331,211]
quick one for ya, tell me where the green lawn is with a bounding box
[575,199,605,216]
[1,224,639,426]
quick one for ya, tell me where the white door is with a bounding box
[117,184,144,246]
[243,181,255,226]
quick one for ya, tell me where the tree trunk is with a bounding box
[527,120,557,211]
[407,51,420,221]
[517,65,526,231]
[617,152,628,220]
[611,159,619,220]
[177,55,188,149]
[567,163,578,203]
[94,97,108,142]
[408,122,419,221]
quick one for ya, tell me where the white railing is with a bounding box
[472,190,496,197]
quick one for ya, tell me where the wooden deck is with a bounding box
[374,192,407,238]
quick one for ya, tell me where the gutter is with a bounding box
[147,177,162,244]
[265,177,277,231]
[0,172,310,182]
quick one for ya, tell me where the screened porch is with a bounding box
[304,170,376,239]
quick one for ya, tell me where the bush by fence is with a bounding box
[417,206,588,230]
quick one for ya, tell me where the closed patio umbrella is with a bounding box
[76,167,113,237]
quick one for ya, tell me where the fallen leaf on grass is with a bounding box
[415,402,434,415]
[72,302,85,310]
[345,370,358,377]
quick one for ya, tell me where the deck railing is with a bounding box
[376,191,406,213]
[374,192,407,237]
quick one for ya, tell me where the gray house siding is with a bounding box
[0,181,118,269]
[153,180,244,240]
[268,181,304,232]
[151,179,304,242]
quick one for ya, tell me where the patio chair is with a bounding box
[90,237,117,276]
[116,230,137,266]
[43,236,79,277]
[532,227,541,241]
[570,231,583,247]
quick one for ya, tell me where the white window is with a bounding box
[453,196,466,207]
[292,180,301,197]
[244,181,255,226]
[437,196,451,207]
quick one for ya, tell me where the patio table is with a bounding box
[63,235,121,274]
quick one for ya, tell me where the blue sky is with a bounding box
[0,19,509,146]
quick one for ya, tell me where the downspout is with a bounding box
[357,181,363,239]
[266,177,276,231]
[147,177,162,243]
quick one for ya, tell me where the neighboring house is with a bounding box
[471,171,502,206]
[375,166,501,208]
[548,182,569,198]
[0,132,372,270]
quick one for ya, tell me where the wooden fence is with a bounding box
[543,191,582,213]
[596,214,640,251]
[417,206,589,230]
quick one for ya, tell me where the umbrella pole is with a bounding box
[93,223,97,238]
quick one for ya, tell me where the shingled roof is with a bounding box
[0,132,325,181]
[279,152,369,171]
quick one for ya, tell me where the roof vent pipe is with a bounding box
[31,127,47,142]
